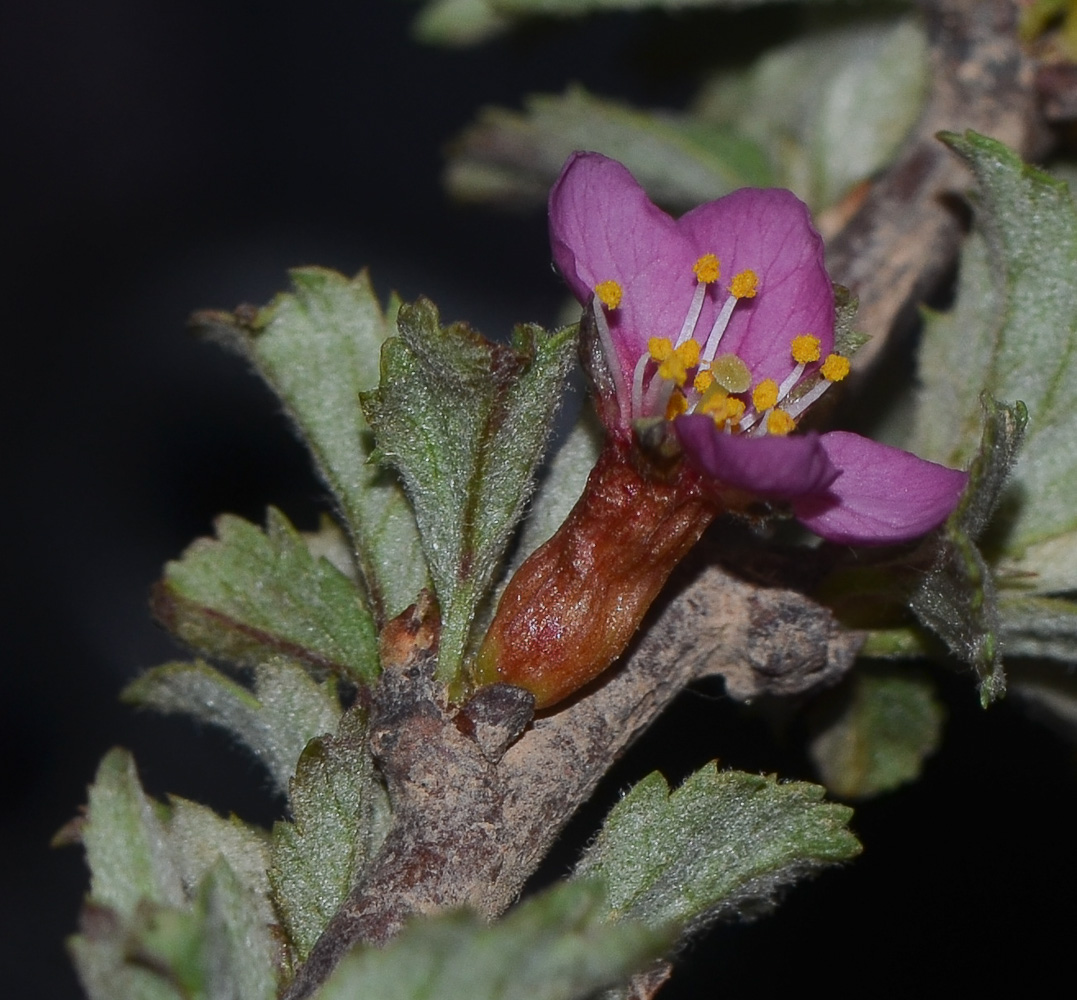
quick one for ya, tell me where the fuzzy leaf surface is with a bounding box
[166,797,274,928]
[574,765,860,933]
[910,398,1027,704]
[362,299,576,683]
[194,268,427,621]
[80,749,186,917]
[315,881,668,1000]
[913,132,1077,593]
[124,658,342,795]
[270,705,389,962]
[154,508,378,683]
[446,86,772,212]
[809,665,945,799]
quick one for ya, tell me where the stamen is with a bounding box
[666,390,688,420]
[766,409,796,436]
[648,337,698,387]
[701,294,738,363]
[698,392,746,429]
[701,269,758,364]
[674,255,719,347]
[591,294,630,421]
[693,368,714,394]
[595,280,623,310]
[730,270,758,299]
[752,379,780,413]
[631,352,650,418]
[784,353,851,420]
[776,334,822,401]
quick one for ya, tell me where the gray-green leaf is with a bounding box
[81,749,186,918]
[694,16,928,211]
[153,508,379,684]
[913,132,1077,594]
[808,665,945,799]
[124,658,342,795]
[446,86,772,213]
[362,299,576,684]
[909,397,1027,704]
[270,705,390,962]
[574,765,860,933]
[194,268,428,621]
[315,881,668,1000]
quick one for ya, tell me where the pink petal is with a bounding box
[549,153,686,370]
[679,189,834,384]
[549,153,833,392]
[792,431,969,545]
[675,415,839,498]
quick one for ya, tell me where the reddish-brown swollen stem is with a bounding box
[474,439,721,708]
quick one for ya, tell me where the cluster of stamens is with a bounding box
[591,253,849,437]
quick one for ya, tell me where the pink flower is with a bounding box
[549,152,967,545]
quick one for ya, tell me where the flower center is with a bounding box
[592,257,848,436]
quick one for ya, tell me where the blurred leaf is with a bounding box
[72,756,277,1000]
[270,705,390,962]
[362,300,576,684]
[166,797,274,928]
[412,0,868,45]
[154,508,378,684]
[913,133,1077,594]
[446,87,772,213]
[999,594,1077,661]
[194,268,428,621]
[316,881,668,1000]
[124,658,342,795]
[910,398,1027,705]
[808,665,945,799]
[574,764,860,932]
[1008,660,1077,742]
[80,749,185,918]
[694,15,928,210]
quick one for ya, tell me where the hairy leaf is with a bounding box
[71,755,278,1000]
[362,299,576,683]
[808,665,945,799]
[446,86,772,212]
[316,881,668,1000]
[154,508,378,683]
[194,268,428,621]
[270,705,390,962]
[124,658,342,795]
[915,132,1077,594]
[575,765,860,933]
[80,749,186,918]
[910,397,1027,704]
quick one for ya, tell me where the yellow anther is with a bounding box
[595,280,623,310]
[821,353,851,382]
[730,270,759,299]
[699,390,746,427]
[790,335,821,365]
[694,368,714,394]
[752,379,779,413]
[710,354,751,393]
[693,254,720,284]
[675,339,701,369]
[666,390,689,420]
[648,337,674,362]
[767,409,796,437]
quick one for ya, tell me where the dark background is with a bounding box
[4,2,1076,997]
